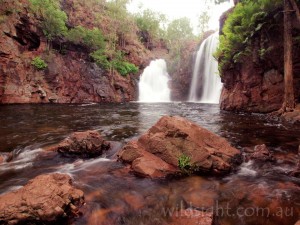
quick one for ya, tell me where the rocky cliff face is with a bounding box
[220,7,300,113]
[167,40,198,101]
[0,0,161,104]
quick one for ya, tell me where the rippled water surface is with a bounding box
[0,103,299,225]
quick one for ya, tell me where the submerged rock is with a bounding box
[170,209,213,225]
[0,153,13,164]
[49,130,110,158]
[118,116,241,178]
[290,145,300,177]
[246,144,274,162]
[282,105,300,124]
[0,173,84,225]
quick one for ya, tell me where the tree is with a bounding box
[134,9,166,48]
[282,0,295,112]
[166,17,195,66]
[166,17,194,42]
[29,0,67,48]
[197,10,210,37]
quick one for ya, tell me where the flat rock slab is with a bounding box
[0,173,84,225]
[118,116,241,178]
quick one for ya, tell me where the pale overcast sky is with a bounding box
[128,0,234,33]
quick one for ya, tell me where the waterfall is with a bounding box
[138,59,171,102]
[188,33,222,104]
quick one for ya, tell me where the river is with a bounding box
[0,103,299,225]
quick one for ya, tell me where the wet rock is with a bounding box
[290,145,300,177]
[282,106,300,124]
[0,152,13,164]
[0,173,84,225]
[120,141,178,178]
[118,116,241,178]
[179,177,218,210]
[54,130,110,158]
[170,209,213,225]
[246,144,274,162]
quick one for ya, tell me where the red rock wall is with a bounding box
[219,8,300,113]
[0,0,159,104]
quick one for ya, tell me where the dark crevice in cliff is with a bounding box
[3,21,40,51]
[15,24,40,51]
[3,31,26,46]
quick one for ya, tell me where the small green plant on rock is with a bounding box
[178,154,191,173]
[31,57,47,70]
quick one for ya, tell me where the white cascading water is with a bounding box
[188,33,223,104]
[138,59,171,102]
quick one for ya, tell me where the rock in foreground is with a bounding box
[118,116,241,178]
[0,173,84,225]
[171,209,213,225]
[54,130,110,157]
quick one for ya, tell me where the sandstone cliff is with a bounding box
[219,6,300,113]
[0,0,163,104]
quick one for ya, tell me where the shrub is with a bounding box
[90,50,110,69]
[178,154,191,172]
[91,49,138,76]
[66,26,105,50]
[215,0,282,72]
[31,57,47,70]
[112,60,139,76]
[29,0,68,40]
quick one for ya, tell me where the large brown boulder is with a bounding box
[53,130,110,157]
[0,173,84,225]
[118,116,241,178]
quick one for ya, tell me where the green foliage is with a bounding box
[31,57,47,70]
[165,17,195,61]
[66,26,105,50]
[166,17,194,42]
[215,0,282,72]
[135,9,166,39]
[91,50,138,76]
[29,0,67,40]
[112,60,139,76]
[197,10,210,37]
[90,49,110,69]
[105,0,134,48]
[178,154,191,172]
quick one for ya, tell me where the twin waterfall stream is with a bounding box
[138,33,222,103]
